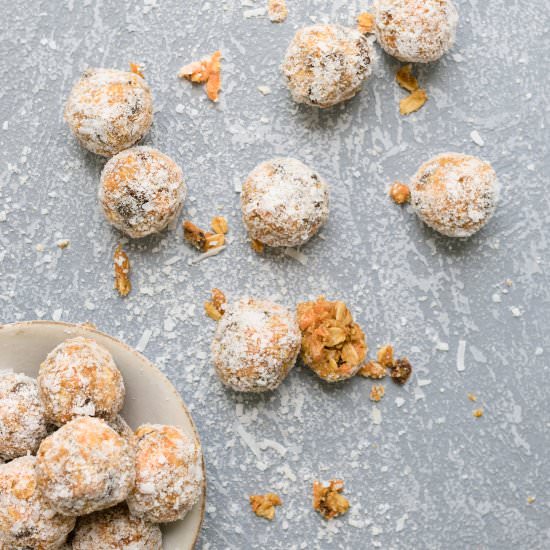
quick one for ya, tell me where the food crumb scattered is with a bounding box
[183,220,225,252]
[56,239,70,249]
[400,89,428,115]
[267,0,288,23]
[129,62,144,78]
[390,358,412,385]
[389,182,411,204]
[211,216,229,235]
[204,288,227,321]
[467,393,477,402]
[527,496,536,504]
[377,345,395,368]
[251,239,265,254]
[358,361,386,379]
[473,408,484,418]
[114,244,131,297]
[178,51,222,102]
[313,479,350,520]
[370,385,385,402]
[357,12,375,34]
[258,85,272,95]
[396,64,419,92]
[250,493,282,520]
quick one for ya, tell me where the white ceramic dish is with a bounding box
[0,320,205,550]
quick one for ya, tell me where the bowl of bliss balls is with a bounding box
[0,321,205,550]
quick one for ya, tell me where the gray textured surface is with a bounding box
[1,1,549,549]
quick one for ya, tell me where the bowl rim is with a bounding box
[0,319,206,549]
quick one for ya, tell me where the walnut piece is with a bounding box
[129,62,144,78]
[114,244,131,297]
[400,89,428,115]
[184,221,224,252]
[211,216,228,235]
[390,357,412,385]
[313,480,350,520]
[370,385,385,402]
[250,493,282,520]
[204,288,227,321]
[396,64,419,92]
[358,361,386,379]
[297,297,367,382]
[268,0,288,23]
[389,182,411,205]
[377,345,395,368]
[357,12,375,33]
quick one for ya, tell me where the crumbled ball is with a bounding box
[114,244,131,297]
[358,361,386,379]
[312,479,350,520]
[251,239,265,254]
[377,345,395,368]
[467,393,477,402]
[389,358,412,384]
[396,64,419,92]
[129,62,144,79]
[249,493,282,520]
[357,12,375,33]
[297,297,367,382]
[389,182,411,204]
[204,288,227,321]
[400,89,428,115]
[268,0,288,23]
[211,216,228,234]
[473,408,484,418]
[370,385,385,402]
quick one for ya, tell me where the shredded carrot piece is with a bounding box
[205,51,222,102]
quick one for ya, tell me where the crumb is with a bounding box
[399,89,428,115]
[268,0,288,23]
[527,496,536,504]
[211,216,228,235]
[389,182,411,205]
[56,239,70,249]
[113,244,131,297]
[370,385,385,402]
[205,51,222,102]
[358,361,386,379]
[250,493,282,520]
[467,393,477,402]
[313,480,350,520]
[396,64,419,92]
[389,358,412,385]
[473,408,484,418]
[357,12,375,34]
[178,60,210,83]
[129,62,144,78]
[251,239,265,254]
[205,233,225,250]
[183,221,211,251]
[377,345,395,368]
[204,288,227,321]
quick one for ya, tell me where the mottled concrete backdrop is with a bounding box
[1,1,549,548]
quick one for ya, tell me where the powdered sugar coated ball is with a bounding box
[282,24,376,108]
[38,337,125,426]
[0,456,75,549]
[99,146,186,238]
[72,504,162,550]
[64,68,153,157]
[0,372,48,461]
[241,158,330,248]
[212,298,301,392]
[36,416,135,516]
[410,153,499,237]
[127,424,203,523]
[374,0,458,63]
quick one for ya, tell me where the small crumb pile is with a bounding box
[249,493,282,520]
[183,216,228,260]
[178,51,222,102]
[312,479,350,520]
[358,344,413,385]
[204,288,227,321]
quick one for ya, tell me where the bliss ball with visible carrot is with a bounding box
[373,0,459,63]
[99,146,186,238]
[38,337,125,426]
[64,68,153,157]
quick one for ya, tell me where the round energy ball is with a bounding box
[38,337,125,426]
[0,372,48,461]
[0,456,75,549]
[99,146,186,238]
[373,0,459,63]
[72,504,162,550]
[127,424,203,523]
[282,24,376,108]
[36,416,135,516]
[64,68,153,157]
[409,153,499,237]
[241,158,330,248]
[211,298,301,392]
